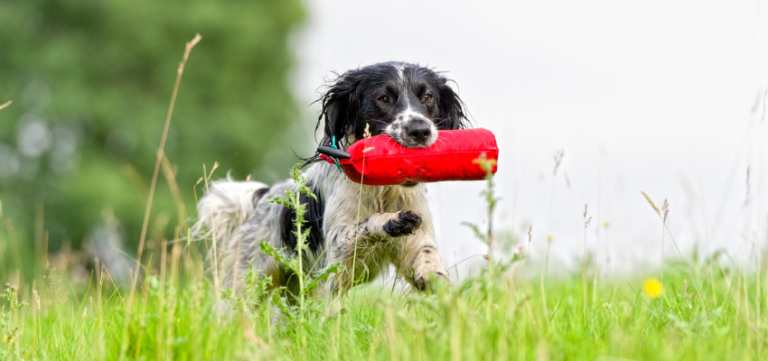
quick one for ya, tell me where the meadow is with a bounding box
[0,230,765,360]
[2,35,767,361]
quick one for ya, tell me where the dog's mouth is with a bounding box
[391,135,436,149]
[385,122,438,149]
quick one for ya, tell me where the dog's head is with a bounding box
[315,62,469,152]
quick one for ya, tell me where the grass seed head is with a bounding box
[553,149,564,175]
[528,226,533,243]
[641,191,660,216]
[33,290,41,310]
[583,204,591,228]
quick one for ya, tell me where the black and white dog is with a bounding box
[192,62,469,295]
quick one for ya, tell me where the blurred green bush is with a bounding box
[0,0,305,276]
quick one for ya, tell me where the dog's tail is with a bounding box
[190,176,269,263]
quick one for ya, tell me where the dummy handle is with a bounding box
[317,146,351,160]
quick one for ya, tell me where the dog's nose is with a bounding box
[405,122,432,143]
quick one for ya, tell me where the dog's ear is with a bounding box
[437,78,469,130]
[316,70,366,150]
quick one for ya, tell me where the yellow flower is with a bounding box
[176,318,180,323]
[643,278,664,298]
[547,233,553,242]
[602,221,611,228]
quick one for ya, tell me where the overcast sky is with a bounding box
[291,0,768,276]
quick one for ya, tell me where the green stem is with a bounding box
[296,188,305,324]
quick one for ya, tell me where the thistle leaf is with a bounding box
[461,222,488,244]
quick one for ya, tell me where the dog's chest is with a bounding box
[356,186,410,214]
[327,184,412,219]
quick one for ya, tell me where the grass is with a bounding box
[0,254,766,360]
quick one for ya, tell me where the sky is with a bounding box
[291,0,768,277]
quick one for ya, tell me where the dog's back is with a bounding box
[191,177,269,268]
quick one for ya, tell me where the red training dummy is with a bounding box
[318,128,498,186]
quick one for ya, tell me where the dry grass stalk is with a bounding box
[639,192,687,268]
[746,166,751,198]
[160,154,187,224]
[582,204,591,313]
[201,162,222,309]
[33,289,41,310]
[546,150,564,279]
[660,198,669,280]
[641,191,660,216]
[131,33,202,299]
[349,123,372,291]
[583,204,592,229]
[0,100,11,111]
[121,33,202,361]
[242,312,270,349]
[553,149,564,175]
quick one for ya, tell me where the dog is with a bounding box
[192,62,469,296]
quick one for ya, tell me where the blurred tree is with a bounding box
[0,0,305,277]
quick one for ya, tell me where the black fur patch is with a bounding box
[279,182,324,255]
[252,187,269,206]
[382,210,422,237]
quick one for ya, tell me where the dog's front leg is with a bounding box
[395,229,449,291]
[323,210,422,291]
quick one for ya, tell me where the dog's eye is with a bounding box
[378,95,390,104]
[422,94,433,103]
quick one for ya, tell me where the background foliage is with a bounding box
[0,0,306,278]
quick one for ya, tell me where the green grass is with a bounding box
[1,251,767,360]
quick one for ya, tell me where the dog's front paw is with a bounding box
[413,268,449,292]
[383,210,422,237]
